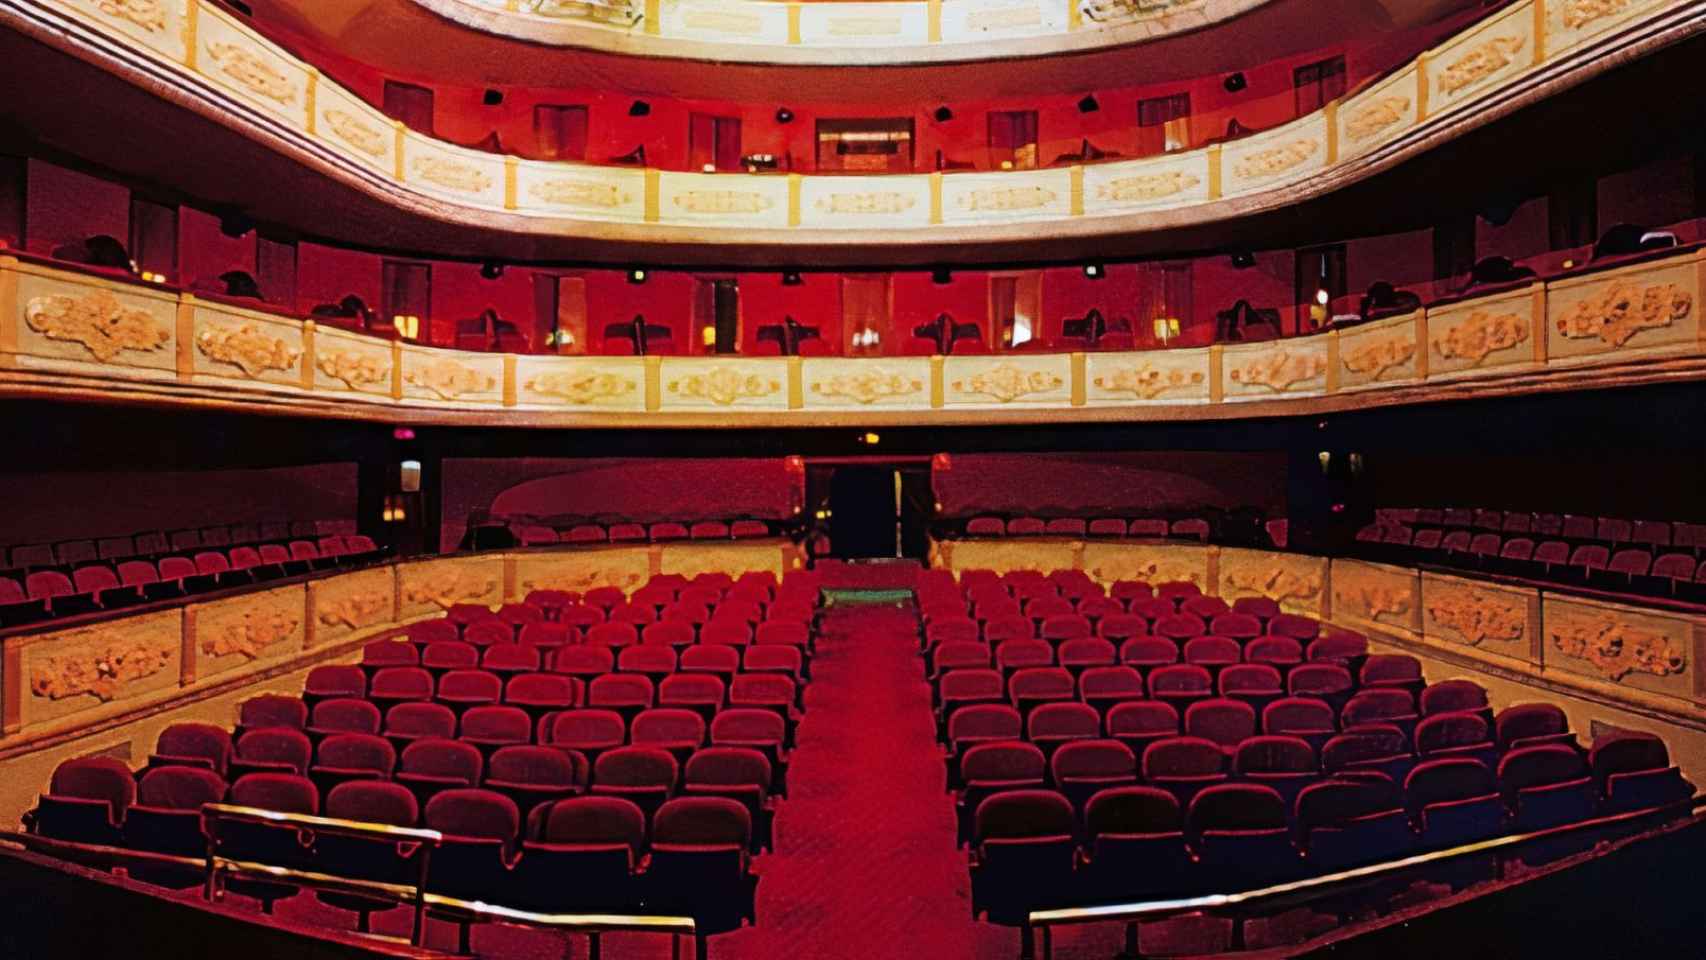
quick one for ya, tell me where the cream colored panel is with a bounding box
[1420,570,1537,667]
[191,300,306,391]
[1337,64,1420,161]
[196,4,311,128]
[311,323,396,398]
[1542,592,1699,702]
[1424,285,1539,380]
[1084,347,1211,406]
[1331,559,1421,639]
[312,567,397,648]
[59,0,190,62]
[943,353,1072,408]
[802,357,931,410]
[941,0,1065,41]
[1220,113,1330,197]
[1426,0,1536,115]
[402,132,508,211]
[514,548,652,597]
[660,357,789,410]
[657,172,790,227]
[1545,253,1700,363]
[798,2,931,46]
[193,584,306,682]
[797,176,933,230]
[1218,548,1327,617]
[22,609,183,729]
[398,555,505,620]
[1221,337,1329,401]
[1082,152,1212,216]
[515,355,646,410]
[515,161,646,223]
[1080,542,1212,591]
[939,539,1080,575]
[314,82,397,175]
[940,169,1074,225]
[399,344,505,406]
[14,265,178,378]
[659,542,784,580]
[663,1,792,44]
[1545,0,1669,60]
[1337,311,1422,391]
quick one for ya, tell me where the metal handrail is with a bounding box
[1028,796,1706,937]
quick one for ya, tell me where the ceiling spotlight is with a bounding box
[628,268,648,284]
[629,100,651,117]
[482,88,504,106]
[1230,250,1256,269]
[782,270,802,286]
[775,107,795,124]
[931,267,952,285]
[1083,263,1105,279]
[1223,72,1247,93]
[479,260,505,280]
[933,106,953,123]
[1077,94,1100,114]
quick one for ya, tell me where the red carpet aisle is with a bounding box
[262,599,1125,959]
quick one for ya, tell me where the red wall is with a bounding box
[294,242,383,318]
[24,160,128,256]
[932,452,1289,518]
[178,206,256,292]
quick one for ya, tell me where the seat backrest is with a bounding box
[48,757,136,818]
[1051,739,1137,781]
[654,796,750,848]
[424,788,519,843]
[1085,786,1180,837]
[548,709,627,748]
[1141,737,1225,779]
[679,645,741,675]
[236,728,312,773]
[137,766,226,811]
[1297,775,1401,833]
[157,723,234,773]
[684,746,772,790]
[1232,735,1315,774]
[230,773,319,815]
[385,701,459,739]
[1262,696,1335,735]
[240,694,308,732]
[25,570,73,600]
[711,708,786,746]
[313,698,383,735]
[540,796,646,853]
[1187,783,1287,834]
[1494,702,1568,749]
[631,708,707,747]
[461,705,533,743]
[1027,702,1101,740]
[1416,712,1491,755]
[326,781,419,826]
[948,703,1022,742]
[370,667,434,701]
[71,565,120,594]
[1498,744,1588,795]
[973,789,1074,842]
[1404,758,1496,811]
[1149,664,1213,696]
[437,669,503,702]
[1219,664,1283,695]
[1419,679,1488,717]
[489,746,583,790]
[1589,731,1672,780]
[594,746,679,788]
[401,738,485,783]
[1342,689,1417,727]
[316,733,397,775]
[1184,699,1257,747]
[1106,701,1180,736]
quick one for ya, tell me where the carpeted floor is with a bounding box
[258,596,1131,959]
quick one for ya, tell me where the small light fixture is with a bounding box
[628,100,651,117]
[628,268,647,284]
[933,105,953,123]
[1315,288,1331,306]
[400,460,422,493]
[859,432,881,445]
[480,260,505,280]
[1152,317,1180,344]
[1223,72,1247,93]
[393,314,420,339]
[701,163,716,173]
[1077,94,1099,114]
[1318,451,1332,473]
[482,89,503,106]
[775,107,794,124]
[782,270,802,286]
[1083,263,1105,279]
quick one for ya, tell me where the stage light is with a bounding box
[1083,263,1105,279]
[482,89,504,106]
[628,268,647,284]
[480,261,505,280]
[1223,72,1247,93]
[932,268,952,284]
[629,100,651,117]
[775,107,794,124]
[782,271,802,286]
[933,106,953,123]
[1230,251,1256,269]
[1078,94,1100,114]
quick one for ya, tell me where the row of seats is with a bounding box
[1371,508,1706,552]
[0,536,381,626]
[509,518,777,546]
[1,518,353,572]
[953,517,1213,541]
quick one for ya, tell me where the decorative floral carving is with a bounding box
[1096,172,1200,203]
[809,370,925,405]
[814,192,918,215]
[1078,0,1199,25]
[1087,560,1202,589]
[1551,619,1685,680]
[24,291,170,362]
[206,41,296,105]
[1232,140,1319,180]
[197,322,301,378]
[410,156,494,194]
[1345,96,1412,141]
[1432,310,1529,364]
[668,368,780,406]
[402,567,499,609]
[316,350,392,390]
[1227,350,1328,391]
[523,569,646,595]
[1225,567,1323,603]
[1342,338,1417,379]
[1438,36,1526,95]
[406,359,497,400]
[1554,282,1693,348]
[526,371,638,404]
[955,186,1057,213]
[323,109,387,157]
[672,191,774,215]
[1092,364,1205,400]
[1561,0,1629,30]
[318,591,391,629]
[1427,594,1526,645]
[951,364,1064,403]
[202,607,298,661]
[31,632,174,702]
[529,180,631,209]
[96,0,165,32]
[1338,584,1413,621]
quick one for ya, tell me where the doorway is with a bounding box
[693,278,740,354]
[821,463,932,561]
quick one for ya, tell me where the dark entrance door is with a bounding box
[829,466,897,559]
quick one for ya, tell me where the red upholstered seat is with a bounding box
[239,694,309,734]
[35,756,136,844]
[1141,736,1227,808]
[1080,786,1191,899]
[397,739,485,804]
[383,702,457,746]
[152,722,234,776]
[592,746,680,817]
[310,733,397,791]
[1187,783,1297,884]
[970,790,1076,924]
[1405,758,1504,847]
[422,640,481,672]
[1184,698,1257,752]
[310,698,382,738]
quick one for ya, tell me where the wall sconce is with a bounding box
[399,460,422,493]
[1152,317,1180,344]
[858,432,881,445]
[700,325,717,348]
[852,328,881,349]
[701,163,716,173]
[1318,451,1332,473]
[393,314,420,339]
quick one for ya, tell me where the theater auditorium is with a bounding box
[1,0,1705,957]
